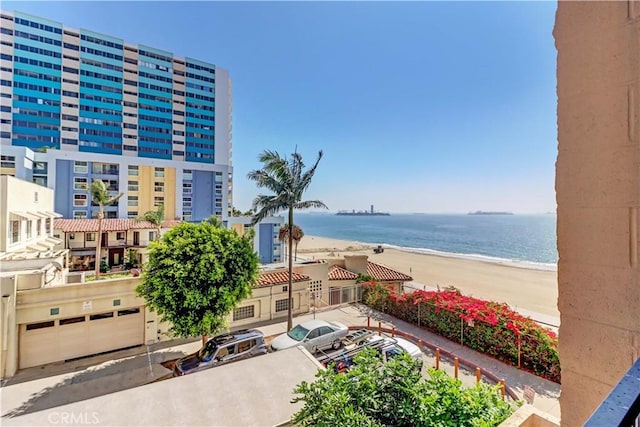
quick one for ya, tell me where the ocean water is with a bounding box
[295,213,558,270]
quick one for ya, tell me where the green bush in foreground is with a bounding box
[291,347,515,427]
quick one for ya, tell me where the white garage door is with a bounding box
[19,308,144,369]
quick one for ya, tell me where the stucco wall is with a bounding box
[555,1,640,425]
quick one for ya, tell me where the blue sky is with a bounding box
[6,1,558,214]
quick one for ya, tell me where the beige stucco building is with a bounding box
[555,1,640,425]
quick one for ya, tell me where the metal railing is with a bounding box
[584,357,640,427]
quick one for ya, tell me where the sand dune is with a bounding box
[296,235,559,318]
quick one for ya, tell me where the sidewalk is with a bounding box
[1,303,560,423]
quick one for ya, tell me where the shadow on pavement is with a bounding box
[2,348,188,418]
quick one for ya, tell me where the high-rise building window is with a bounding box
[128,181,138,191]
[73,210,87,219]
[74,194,87,207]
[154,182,164,192]
[154,167,164,178]
[74,177,88,190]
[128,196,138,207]
[154,196,164,207]
[128,165,139,176]
[74,161,88,174]
[1,155,15,168]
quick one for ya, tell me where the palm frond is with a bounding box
[294,200,329,210]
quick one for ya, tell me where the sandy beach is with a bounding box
[297,235,559,319]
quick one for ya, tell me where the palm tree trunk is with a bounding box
[287,208,294,331]
[95,211,103,278]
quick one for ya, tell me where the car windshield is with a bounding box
[287,325,310,341]
[198,341,218,361]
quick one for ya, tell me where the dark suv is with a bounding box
[173,329,267,377]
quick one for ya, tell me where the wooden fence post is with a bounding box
[476,367,481,384]
[454,357,459,379]
[435,348,440,370]
[367,316,370,328]
[500,379,506,400]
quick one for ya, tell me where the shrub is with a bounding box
[362,282,560,383]
[292,347,515,426]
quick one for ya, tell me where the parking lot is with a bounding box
[1,303,561,423]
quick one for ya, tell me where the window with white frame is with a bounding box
[74,161,88,173]
[149,231,157,241]
[116,232,125,240]
[74,177,88,190]
[45,218,51,233]
[128,180,138,191]
[154,196,164,207]
[127,211,138,218]
[73,210,87,219]
[233,305,255,321]
[154,167,164,178]
[37,219,42,236]
[128,196,138,207]
[73,194,87,207]
[154,181,164,192]
[183,182,192,193]
[183,169,192,180]
[128,165,139,176]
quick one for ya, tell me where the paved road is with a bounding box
[1,303,561,423]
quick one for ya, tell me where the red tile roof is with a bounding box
[258,271,310,287]
[367,262,413,282]
[54,219,182,233]
[328,265,359,281]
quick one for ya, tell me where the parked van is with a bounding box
[173,329,267,376]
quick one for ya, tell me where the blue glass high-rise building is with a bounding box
[0,10,233,222]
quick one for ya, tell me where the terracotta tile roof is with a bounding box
[54,219,182,233]
[328,265,359,281]
[258,271,310,287]
[367,261,413,282]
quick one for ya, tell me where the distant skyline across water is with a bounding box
[296,213,558,268]
[4,1,558,215]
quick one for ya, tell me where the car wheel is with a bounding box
[331,340,341,350]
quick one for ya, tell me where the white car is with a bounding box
[269,320,349,353]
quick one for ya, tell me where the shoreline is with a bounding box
[296,235,559,318]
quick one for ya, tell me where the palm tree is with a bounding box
[140,204,165,240]
[248,149,328,330]
[280,224,304,261]
[292,224,304,261]
[278,225,289,261]
[90,179,123,278]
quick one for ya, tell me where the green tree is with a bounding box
[135,218,259,340]
[248,149,328,330]
[89,179,123,278]
[292,347,515,427]
[140,204,165,240]
[278,223,304,261]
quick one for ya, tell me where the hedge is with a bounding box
[361,282,560,383]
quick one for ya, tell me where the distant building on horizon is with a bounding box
[0,10,232,222]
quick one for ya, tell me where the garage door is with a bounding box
[19,308,144,369]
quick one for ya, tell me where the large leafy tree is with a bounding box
[135,218,259,339]
[89,179,123,278]
[292,348,515,426]
[140,204,165,240]
[248,150,328,330]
